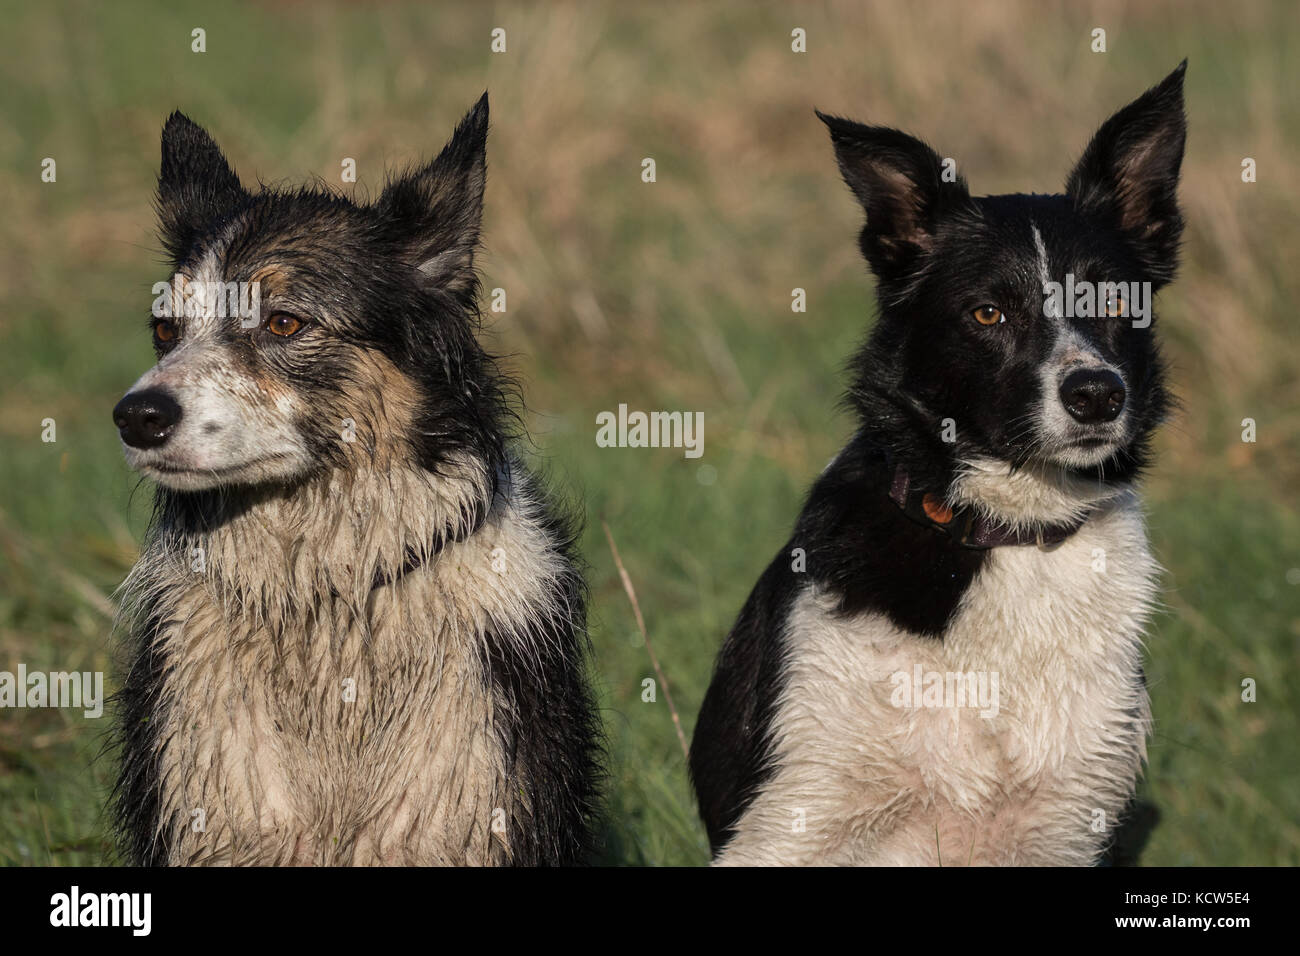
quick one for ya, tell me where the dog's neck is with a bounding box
[887,462,1093,549]
[854,424,1132,533]
[133,455,496,620]
[948,455,1131,531]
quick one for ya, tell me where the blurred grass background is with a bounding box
[0,0,1297,866]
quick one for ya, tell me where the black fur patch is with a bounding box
[479,472,604,865]
[689,558,796,855]
[110,604,177,866]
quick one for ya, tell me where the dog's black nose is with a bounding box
[113,389,182,448]
[1059,368,1126,424]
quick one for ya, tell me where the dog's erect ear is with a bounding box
[377,92,488,299]
[1066,61,1187,286]
[157,112,248,262]
[816,112,970,281]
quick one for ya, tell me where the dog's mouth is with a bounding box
[1063,435,1114,452]
[1036,432,1128,470]
[132,453,298,490]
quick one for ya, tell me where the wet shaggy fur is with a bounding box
[112,95,602,865]
[691,65,1187,865]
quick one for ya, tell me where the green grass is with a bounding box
[1,0,1297,866]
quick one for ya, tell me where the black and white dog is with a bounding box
[691,64,1186,865]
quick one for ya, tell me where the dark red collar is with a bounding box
[888,465,1088,550]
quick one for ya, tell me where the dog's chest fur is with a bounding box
[152,579,504,866]
[716,497,1156,866]
[124,464,563,865]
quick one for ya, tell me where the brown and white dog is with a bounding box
[111,95,601,866]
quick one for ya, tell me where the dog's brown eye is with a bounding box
[972,305,1004,326]
[265,313,304,337]
[1105,294,1126,317]
[154,320,177,343]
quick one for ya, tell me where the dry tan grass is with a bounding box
[5,4,1294,468]
[1,0,1293,506]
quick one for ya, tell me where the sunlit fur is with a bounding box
[112,96,602,865]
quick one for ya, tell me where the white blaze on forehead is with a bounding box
[1031,223,1050,286]
[1032,223,1060,321]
